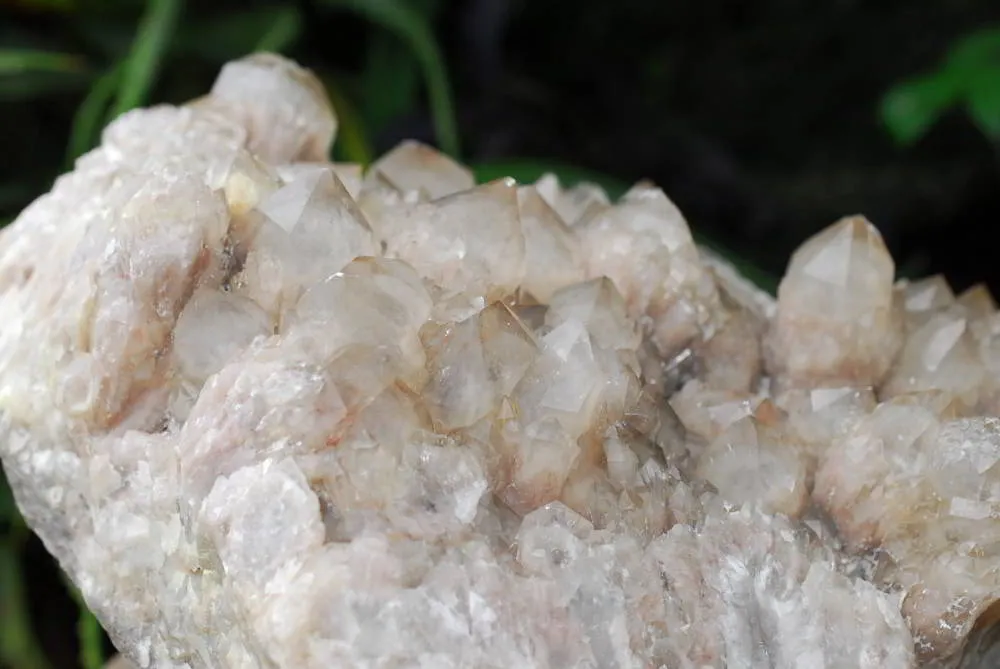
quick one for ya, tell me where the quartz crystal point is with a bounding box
[363,139,475,199]
[576,182,725,359]
[13,51,1000,668]
[207,53,335,163]
[765,215,903,390]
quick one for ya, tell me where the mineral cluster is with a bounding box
[1,53,999,669]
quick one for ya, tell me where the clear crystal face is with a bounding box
[7,52,1000,669]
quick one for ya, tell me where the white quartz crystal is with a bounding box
[765,215,903,391]
[5,53,1000,669]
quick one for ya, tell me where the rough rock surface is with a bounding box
[2,53,1000,668]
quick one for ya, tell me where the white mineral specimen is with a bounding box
[4,52,1000,669]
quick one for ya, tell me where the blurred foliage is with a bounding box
[882,25,1000,145]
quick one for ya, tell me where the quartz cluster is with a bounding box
[0,53,998,669]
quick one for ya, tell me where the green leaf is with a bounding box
[946,26,1000,71]
[68,63,124,166]
[320,0,460,157]
[965,66,1000,140]
[78,607,105,669]
[64,576,104,669]
[360,33,421,136]
[0,49,84,75]
[171,6,302,62]
[0,72,91,100]
[0,472,14,528]
[880,74,961,146]
[359,0,446,135]
[0,537,51,669]
[0,49,89,99]
[322,73,374,165]
[74,19,139,61]
[109,0,183,121]
[255,7,303,54]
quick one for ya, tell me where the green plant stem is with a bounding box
[68,63,124,166]
[0,525,52,669]
[0,49,84,75]
[255,7,303,54]
[109,0,183,121]
[77,609,104,669]
[63,576,104,669]
[320,0,460,157]
[323,74,374,164]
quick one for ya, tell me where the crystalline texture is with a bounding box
[516,185,586,302]
[695,406,809,518]
[1,52,965,669]
[234,166,377,323]
[816,408,1000,666]
[576,182,724,359]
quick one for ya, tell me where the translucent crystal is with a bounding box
[901,274,956,329]
[235,167,377,321]
[288,256,431,374]
[209,53,335,163]
[576,182,723,359]
[765,216,903,389]
[670,379,762,443]
[534,172,610,226]
[816,411,1000,665]
[544,277,641,353]
[958,283,997,321]
[516,185,585,302]
[173,288,273,383]
[276,162,364,199]
[375,179,525,302]
[364,140,474,200]
[776,385,876,470]
[695,409,809,517]
[693,306,763,392]
[881,309,984,412]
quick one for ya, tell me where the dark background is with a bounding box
[2,0,1000,666]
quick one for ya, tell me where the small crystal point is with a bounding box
[236,166,377,322]
[577,182,723,359]
[210,53,336,163]
[765,215,902,389]
[958,282,998,319]
[379,179,525,302]
[365,140,474,200]
[534,172,610,225]
[881,310,983,411]
[516,185,585,303]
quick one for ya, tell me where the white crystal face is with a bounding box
[6,53,1000,669]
